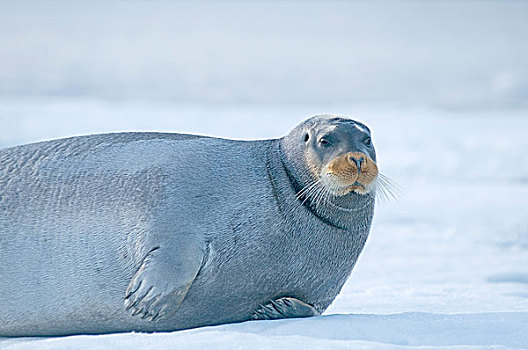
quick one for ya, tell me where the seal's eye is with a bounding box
[304,133,310,142]
[318,138,331,147]
[363,137,372,147]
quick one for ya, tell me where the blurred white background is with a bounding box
[1,1,527,106]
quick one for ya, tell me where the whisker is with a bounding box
[375,173,402,202]
[296,179,325,207]
[322,185,332,207]
[377,184,395,202]
[374,183,386,202]
[303,184,322,206]
[313,185,326,208]
[379,173,402,191]
[297,180,324,206]
[296,180,320,199]
[381,179,402,198]
[376,185,391,202]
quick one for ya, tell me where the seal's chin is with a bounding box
[346,182,375,195]
[321,177,376,196]
[320,151,379,196]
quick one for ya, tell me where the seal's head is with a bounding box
[280,115,379,200]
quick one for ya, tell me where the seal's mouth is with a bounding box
[320,152,378,196]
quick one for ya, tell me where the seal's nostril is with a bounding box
[348,155,364,169]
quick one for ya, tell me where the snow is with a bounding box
[0,100,527,349]
[2,313,528,349]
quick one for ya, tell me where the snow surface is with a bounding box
[0,99,527,349]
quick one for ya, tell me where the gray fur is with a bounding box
[0,115,375,336]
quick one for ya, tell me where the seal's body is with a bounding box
[0,116,377,336]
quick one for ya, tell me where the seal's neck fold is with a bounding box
[266,140,374,233]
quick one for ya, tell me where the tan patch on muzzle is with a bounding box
[325,152,379,194]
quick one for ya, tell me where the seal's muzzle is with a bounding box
[323,152,378,195]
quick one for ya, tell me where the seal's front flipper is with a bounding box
[252,297,320,320]
[124,236,204,321]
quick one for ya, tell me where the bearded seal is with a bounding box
[0,115,379,336]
